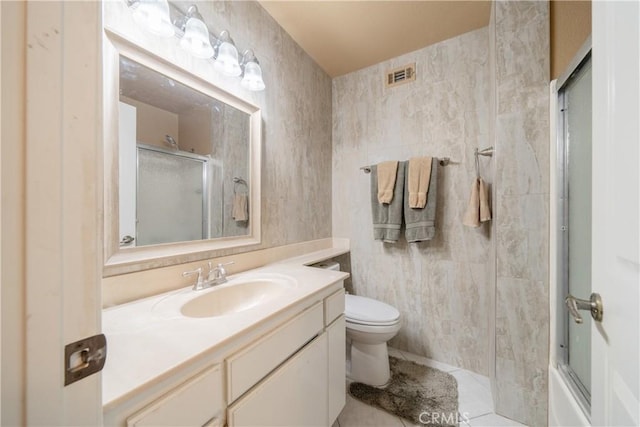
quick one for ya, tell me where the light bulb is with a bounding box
[214,41,242,77]
[241,61,266,91]
[180,16,214,58]
[131,0,174,38]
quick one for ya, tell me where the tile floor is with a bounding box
[334,348,526,427]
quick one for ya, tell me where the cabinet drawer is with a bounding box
[324,288,345,325]
[127,364,223,427]
[227,333,328,427]
[226,302,323,403]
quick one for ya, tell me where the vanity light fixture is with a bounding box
[129,0,175,38]
[240,50,266,92]
[125,0,265,90]
[177,5,214,59]
[213,31,242,77]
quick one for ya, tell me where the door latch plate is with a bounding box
[64,333,107,386]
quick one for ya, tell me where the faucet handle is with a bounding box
[217,261,234,275]
[183,267,204,289]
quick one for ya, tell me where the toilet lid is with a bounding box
[345,294,400,325]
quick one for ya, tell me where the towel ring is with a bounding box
[473,146,494,178]
[233,177,248,195]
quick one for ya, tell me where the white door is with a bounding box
[591,1,640,425]
[21,1,103,424]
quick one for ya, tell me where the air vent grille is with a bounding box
[386,63,416,87]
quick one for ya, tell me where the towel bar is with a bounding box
[360,157,450,174]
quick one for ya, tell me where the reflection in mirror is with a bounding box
[118,55,250,247]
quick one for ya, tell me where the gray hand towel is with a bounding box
[404,159,438,242]
[371,162,405,243]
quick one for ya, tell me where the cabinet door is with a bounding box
[228,333,328,427]
[126,365,223,427]
[327,315,346,424]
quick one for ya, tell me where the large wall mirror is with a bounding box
[104,32,261,276]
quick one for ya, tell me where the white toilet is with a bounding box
[345,294,401,387]
[313,261,401,388]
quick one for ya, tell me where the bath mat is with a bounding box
[349,356,459,426]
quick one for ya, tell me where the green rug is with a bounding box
[349,356,459,426]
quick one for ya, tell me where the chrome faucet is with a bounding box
[183,261,235,291]
[207,261,234,286]
[182,267,207,291]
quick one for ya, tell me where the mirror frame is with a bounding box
[103,30,261,276]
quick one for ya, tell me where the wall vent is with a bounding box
[386,63,416,87]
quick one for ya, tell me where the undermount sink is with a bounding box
[180,276,296,318]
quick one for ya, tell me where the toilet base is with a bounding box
[348,341,391,387]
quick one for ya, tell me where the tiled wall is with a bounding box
[181,0,334,249]
[492,2,550,426]
[332,28,493,375]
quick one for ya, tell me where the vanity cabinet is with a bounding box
[227,333,329,426]
[226,302,324,403]
[226,288,346,427]
[125,365,224,427]
[105,281,346,427]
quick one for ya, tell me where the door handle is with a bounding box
[565,293,603,324]
[120,235,135,246]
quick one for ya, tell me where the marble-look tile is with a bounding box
[332,24,492,374]
[468,371,492,391]
[496,225,549,282]
[387,347,406,360]
[197,3,332,247]
[450,370,494,420]
[468,413,525,427]
[338,393,405,427]
[492,2,550,425]
[495,194,548,231]
[495,111,549,197]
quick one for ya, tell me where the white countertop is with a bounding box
[102,249,349,410]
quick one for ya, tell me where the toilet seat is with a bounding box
[346,319,401,334]
[345,294,400,326]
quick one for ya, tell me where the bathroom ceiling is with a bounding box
[258,1,492,77]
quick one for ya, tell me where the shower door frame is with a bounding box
[552,39,593,422]
[136,143,210,244]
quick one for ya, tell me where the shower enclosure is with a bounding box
[135,144,210,246]
[550,42,593,425]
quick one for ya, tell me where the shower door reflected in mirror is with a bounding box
[103,32,262,275]
[118,55,250,247]
[136,145,207,246]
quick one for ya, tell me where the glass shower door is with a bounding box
[136,146,207,246]
[558,54,592,411]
